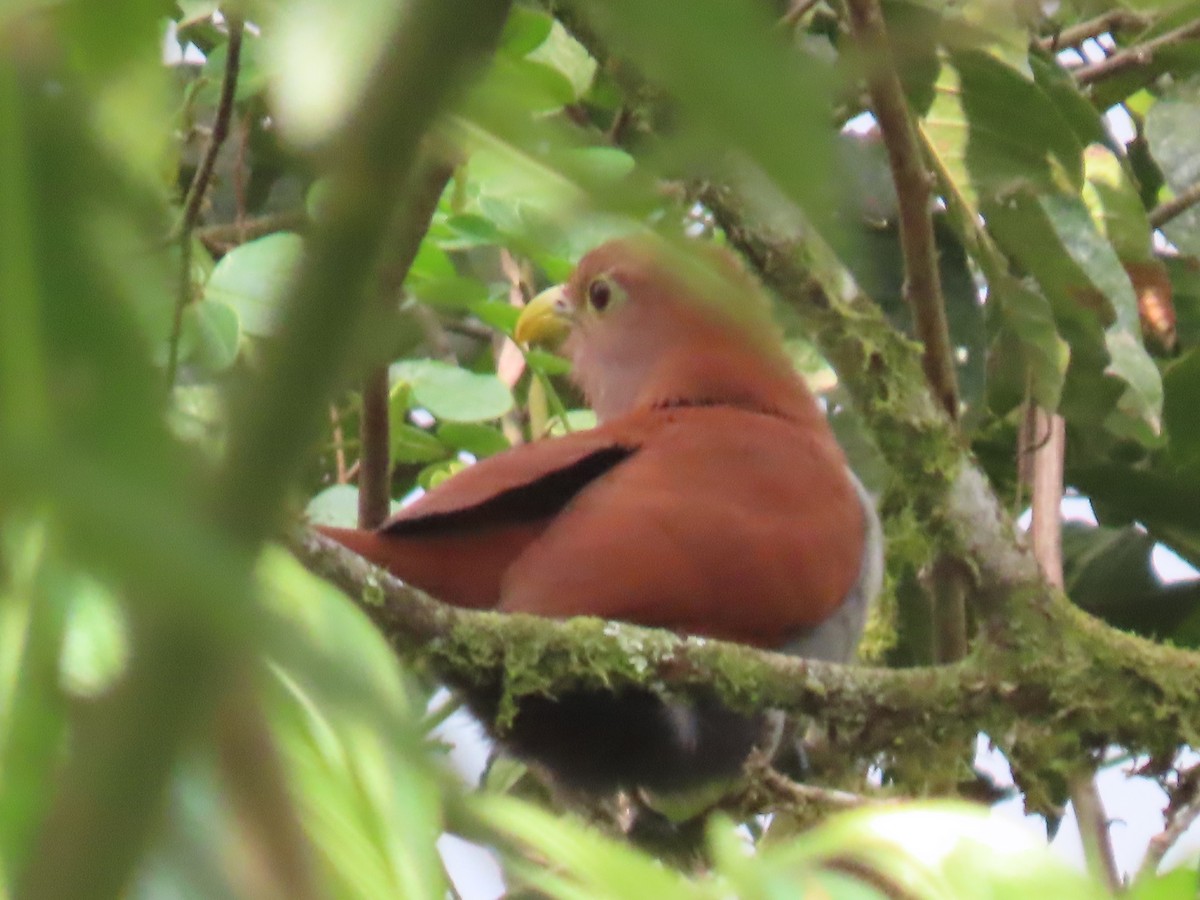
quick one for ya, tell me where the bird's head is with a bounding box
[514,236,822,424]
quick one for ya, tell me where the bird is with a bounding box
[316,236,883,796]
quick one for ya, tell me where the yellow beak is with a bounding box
[514,285,572,346]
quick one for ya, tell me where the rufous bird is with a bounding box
[317,236,883,795]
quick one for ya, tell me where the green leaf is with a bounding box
[408,275,489,310]
[1063,522,1200,641]
[392,359,514,422]
[261,0,404,146]
[1029,51,1113,152]
[406,239,457,282]
[525,348,572,376]
[470,299,522,334]
[306,485,360,528]
[416,458,468,490]
[548,409,597,435]
[986,190,1162,440]
[1083,145,1154,263]
[199,36,269,104]
[431,213,503,250]
[476,795,694,899]
[436,422,510,457]
[178,299,240,373]
[498,6,554,57]
[389,423,447,464]
[1145,75,1200,256]
[1129,867,1200,900]
[988,275,1069,411]
[527,20,597,99]
[765,802,1107,899]
[924,48,1083,212]
[257,550,446,898]
[202,232,304,338]
[1165,347,1200,469]
[580,0,846,253]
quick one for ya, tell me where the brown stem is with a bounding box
[357,150,456,528]
[1070,775,1122,892]
[1036,10,1148,53]
[1074,18,1200,85]
[166,12,245,389]
[329,404,348,483]
[1139,765,1200,880]
[196,209,309,254]
[1025,405,1065,590]
[1149,181,1200,229]
[358,365,391,528]
[844,0,959,420]
[779,0,820,28]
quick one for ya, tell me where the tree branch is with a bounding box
[290,517,1200,812]
[358,365,391,527]
[1071,775,1121,893]
[1149,180,1200,229]
[1036,10,1148,53]
[167,11,244,389]
[196,209,309,254]
[1074,18,1200,85]
[1139,765,1200,880]
[844,0,958,421]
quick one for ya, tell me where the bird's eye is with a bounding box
[587,277,613,311]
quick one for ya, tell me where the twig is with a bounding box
[166,12,245,389]
[329,404,348,483]
[1139,765,1200,879]
[755,763,874,811]
[1074,18,1200,85]
[1023,397,1117,888]
[779,0,820,28]
[196,209,309,253]
[1025,405,1066,590]
[358,150,456,527]
[1037,10,1148,53]
[1149,181,1200,229]
[358,365,391,528]
[1070,775,1122,893]
[844,0,959,420]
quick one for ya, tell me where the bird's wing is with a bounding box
[317,414,658,608]
[498,406,867,649]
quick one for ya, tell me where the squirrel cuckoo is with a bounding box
[317,237,883,795]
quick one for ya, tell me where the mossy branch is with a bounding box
[290,527,1200,810]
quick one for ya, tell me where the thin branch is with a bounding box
[175,15,245,239]
[196,209,309,254]
[330,404,348,483]
[358,365,391,528]
[1026,405,1066,590]
[1149,180,1200,229]
[1070,776,1122,893]
[1074,18,1200,85]
[779,0,820,28]
[1139,766,1200,880]
[844,0,959,420]
[357,151,457,528]
[166,12,245,389]
[1036,10,1148,53]
[754,764,875,811]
